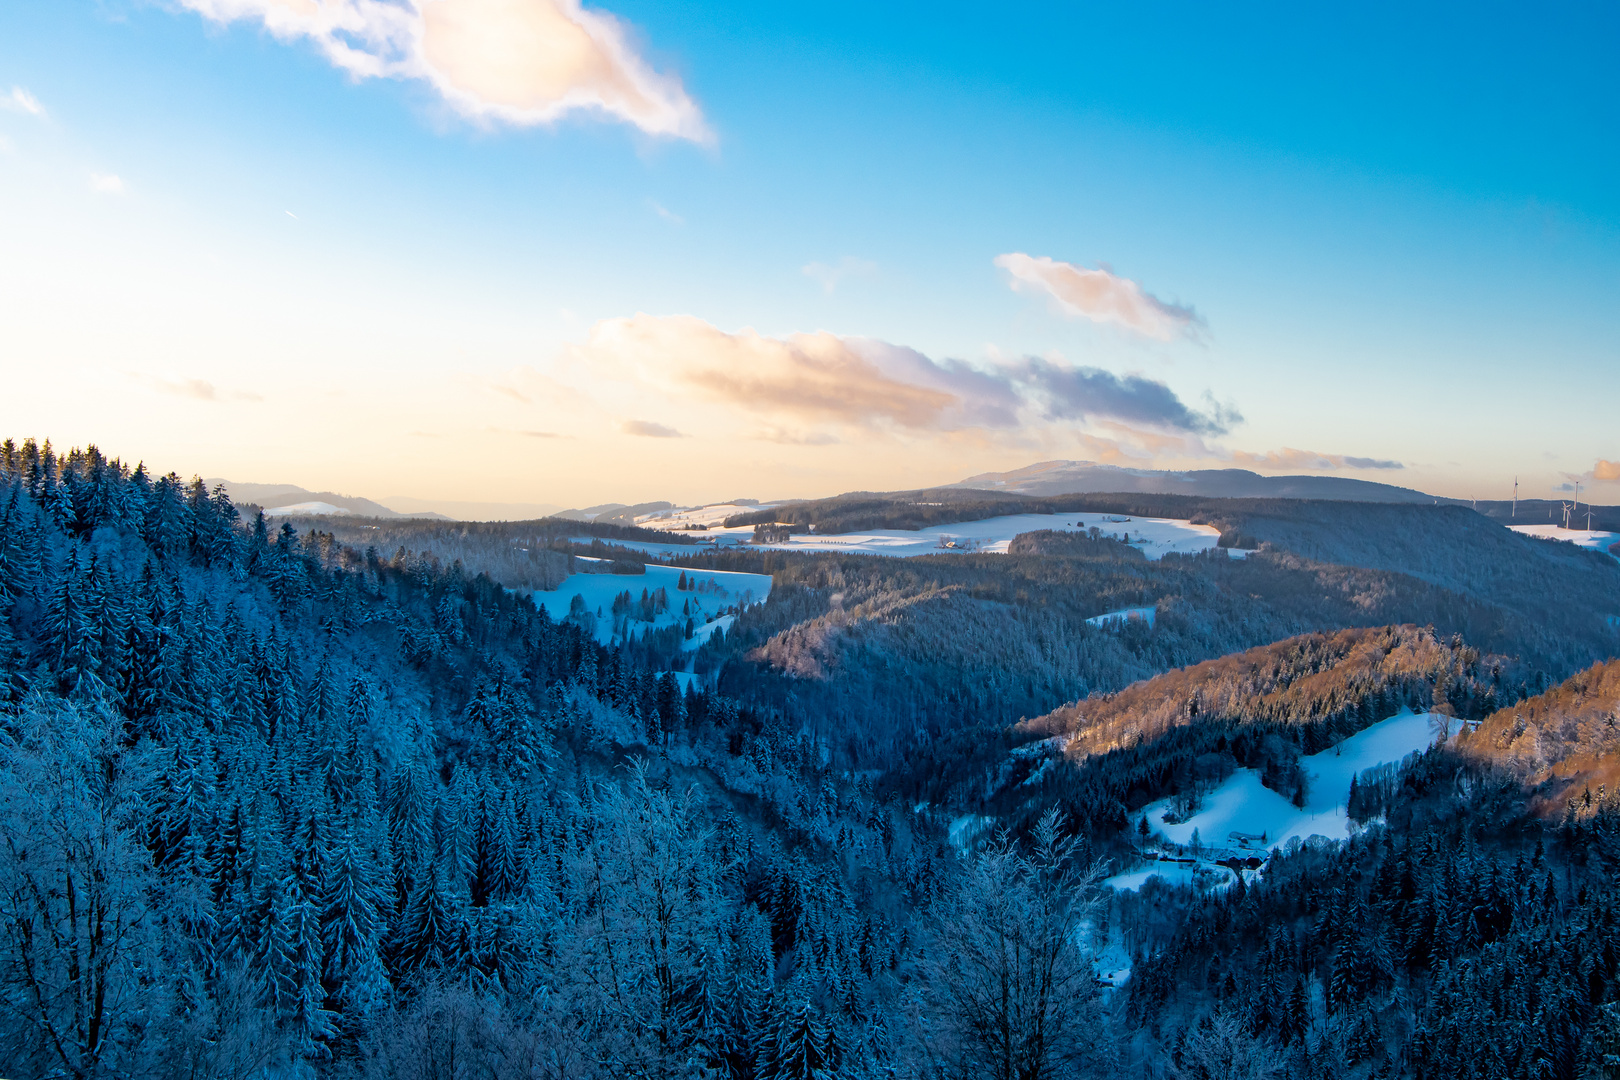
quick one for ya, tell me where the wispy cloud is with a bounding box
[573,314,1226,438]
[1230,447,1403,471]
[621,419,684,438]
[2,86,43,116]
[140,374,260,402]
[649,200,684,225]
[89,173,125,195]
[994,252,1202,341]
[749,426,840,446]
[175,0,707,141]
[166,377,220,401]
[1593,459,1620,482]
[802,256,877,294]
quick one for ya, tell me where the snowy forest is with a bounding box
[4,437,1620,1079]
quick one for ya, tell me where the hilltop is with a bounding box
[951,459,1438,502]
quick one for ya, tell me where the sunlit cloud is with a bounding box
[803,256,877,294]
[621,419,684,438]
[1230,447,1403,471]
[1005,357,1234,434]
[89,173,125,195]
[749,426,840,446]
[2,86,43,115]
[175,0,708,141]
[994,252,1202,341]
[571,314,1225,437]
[1593,459,1620,482]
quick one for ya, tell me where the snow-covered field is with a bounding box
[641,512,1231,561]
[531,560,771,648]
[1508,524,1620,561]
[567,535,712,559]
[1087,606,1157,628]
[265,501,350,516]
[638,502,778,530]
[1104,860,1237,895]
[1105,709,1460,893]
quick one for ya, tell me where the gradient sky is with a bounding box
[2,1,1617,509]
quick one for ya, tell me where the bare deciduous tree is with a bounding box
[0,704,166,1079]
[923,809,1106,1080]
[1168,1011,1285,1080]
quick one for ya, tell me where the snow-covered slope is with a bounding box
[1087,606,1157,628]
[531,561,771,648]
[644,511,1232,560]
[1508,524,1620,561]
[263,501,353,517]
[1107,709,1460,892]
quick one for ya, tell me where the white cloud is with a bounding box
[1229,447,1402,471]
[621,418,683,438]
[803,256,877,294]
[1593,459,1620,482]
[994,252,1202,340]
[89,173,126,195]
[570,314,1227,437]
[176,0,708,140]
[137,373,261,401]
[2,86,43,116]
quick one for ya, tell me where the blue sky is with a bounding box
[1,0,1616,507]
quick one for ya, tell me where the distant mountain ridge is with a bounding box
[953,459,1440,502]
[208,480,560,521]
[207,480,428,519]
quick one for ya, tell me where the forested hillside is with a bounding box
[1001,626,1509,844]
[685,525,1613,807]
[4,437,1620,1079]
[0,439,1099,1079]
[1456,658,1620,814]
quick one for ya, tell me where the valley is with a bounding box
[3,439,1620,1079]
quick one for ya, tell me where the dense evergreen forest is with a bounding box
[3,438,1620,1078]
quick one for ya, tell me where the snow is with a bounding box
[1509,524,1620,561]
[566,535,710,559]
[946,814,994,849]
[264,501,352,516]
[679,613,736,652]
[1104,860,1235,893]
[1105,709,1461,893]
[646,512,1230,560]
[1087,606,1157,628]
[531,561,772,648]
[637,502,778,529]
